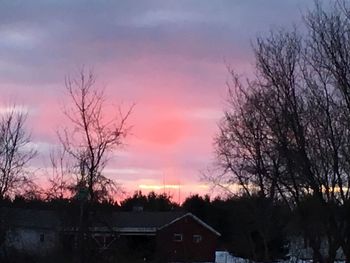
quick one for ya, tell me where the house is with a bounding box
[1,208,61,256]
[1,208,221,263]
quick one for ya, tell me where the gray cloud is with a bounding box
[0,0,311,86]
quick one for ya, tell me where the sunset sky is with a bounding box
[0,0,311,201]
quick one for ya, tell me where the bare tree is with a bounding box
[304,2,350,260]
[58,69,132,203]
[212,2,350,261]
[45,147,72,200]
[0,107,37,199]
[57,69,132,263]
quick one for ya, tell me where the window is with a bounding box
[40,234,45,243]
[193,234,202,243]
[173,233,183,242]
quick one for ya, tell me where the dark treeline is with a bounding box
[0,191,302,262]
[182,194,290,261]
[0,187,345,262]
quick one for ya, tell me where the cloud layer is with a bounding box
[0,0,310,200]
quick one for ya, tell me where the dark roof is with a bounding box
[1,208,185,230]
[159,213,221,236]
[0,208,220,236]
[1,208,61,229]
[110,211,186,228]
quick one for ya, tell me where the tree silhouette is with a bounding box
[0,106,36,200]
[58,69,133,203]
[211,2,350,262]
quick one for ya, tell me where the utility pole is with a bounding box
[77,184,88,263]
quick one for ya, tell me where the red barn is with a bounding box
[156,213,220,263]
[80,211,221,262]
[87,211,221,262]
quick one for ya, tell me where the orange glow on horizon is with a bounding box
[139,184,180,190]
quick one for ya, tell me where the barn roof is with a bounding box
[88,211,187,235]
[1,208,61,229]
[159,213,221,236]
[93,211,220,236]
[1,208,220,236]
[110,211,186,228]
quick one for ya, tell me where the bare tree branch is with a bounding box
[0,106,37,199]
[58,69,133,202]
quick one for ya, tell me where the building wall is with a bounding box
[156,216,217,263]
[6,227,59,255]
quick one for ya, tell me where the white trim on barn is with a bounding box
[158,212,221,236]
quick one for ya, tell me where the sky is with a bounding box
[0,0,312,201]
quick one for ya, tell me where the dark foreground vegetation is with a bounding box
[0,191,343,263]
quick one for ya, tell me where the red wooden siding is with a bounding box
[156,215,218,262]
